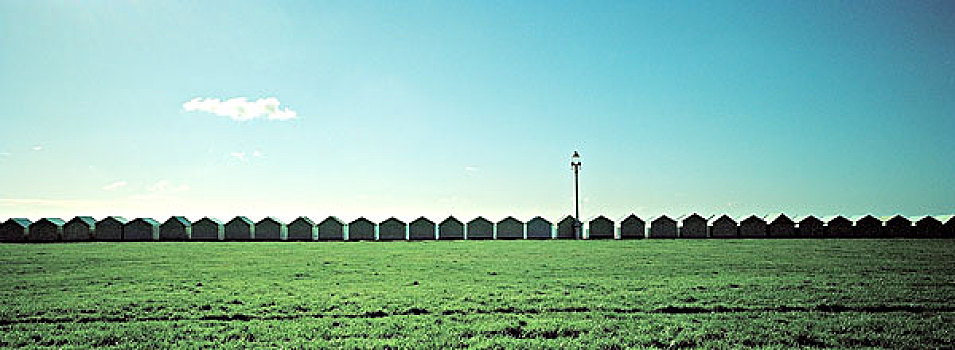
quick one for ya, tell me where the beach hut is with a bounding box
[95,216,127,241]
[496,217,524,239]
[620,214,645,239]
[556,216,577,239]
[318,216,344,241]
[884,215,913,238]
[125,218,159,241]
[825,216,853,238]
[288,217,316,241]
[348,218,375,241]
[588,216,615,239]
[709,215,738,238]
[29,218,64,241]
[0,218,31,242]
[63,216,96,241]
[766,214,795,238]
[160,216,191,241]
[914,216,942,238]
[466,217,493,240]
[853,215,883,238]
[438,216,464,240]
[225,216,254,241]
[796,215,824,238]
[739,215,767,238]
[255,217,286,240]
[648,215,677,238]
[409,217,436,240]
[192,217,223,241]
[678,214,707,238]
[526,217,553,239]
[379,218,406,241]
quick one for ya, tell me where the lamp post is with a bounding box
[571,151,582,239]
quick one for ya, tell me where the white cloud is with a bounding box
[464,166,479,172]
[252,150,263,158]
[182,97,297,121]
[32,145,43,151]
[147,180,190,193]
[101,181,128,191]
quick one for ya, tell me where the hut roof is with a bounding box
[440,216,462,225]
[257,216,285,225]
[794,215,821,223]
[883,215,912,224]
[528,216,552,225]
[620,214,645,223]
[132,218,159,226]
[166,216,191,226]
[196,217,223,225]
[708,214,735,223]
[70,216,96,226]
[321,216,344,225]
[381,217,405,224]
[37,218,66,226]
[677,213,706,222]
[650,215,675,223]
[291,216,315,225]
[587,215,611,222]
[915,216,941,224]
[764,213,792,223]
[852,215,881,223]
[498,216,522,224]
[411,217,434,224]
[557,215,577,225]
[739,215,765,223]
[349,217,373,225]
[467,217,492,224]
[101,216,128,224]
[228,216,254,225]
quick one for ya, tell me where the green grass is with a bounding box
[2,240,954,348]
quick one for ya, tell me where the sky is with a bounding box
[1,0,953,223]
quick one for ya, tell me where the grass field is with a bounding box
[2,240,954,348]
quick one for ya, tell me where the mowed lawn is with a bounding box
[2,240,954,348]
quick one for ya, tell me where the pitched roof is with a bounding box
[195,217,223,225]
[349,217,373,225]
[320,216,343,225]
[620,214,645,223]
[764,213,792,223]
[291,216,315,225]
[794,215,821,222]
[131,218,159,226]
[99,216,128,224]
[228,216,254,225]
[165,216,191,226]
[440,216,462,225]
[36,218,66,226]
[467,217,492,224]
[381,217,406,224]
[650,215,675,223]
[528,216,552,225]
[5,218,32,228]
[69,216,97,226]
[257,216,285,225]
[411,217,435,224]
[677,213,706,222]
[739,215,765,223]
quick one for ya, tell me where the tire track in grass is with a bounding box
[3,304,954,326]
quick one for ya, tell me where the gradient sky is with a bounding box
[1,1,953,223]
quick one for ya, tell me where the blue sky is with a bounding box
[1,1,953,222]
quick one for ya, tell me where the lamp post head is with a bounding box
[571,151,581,168]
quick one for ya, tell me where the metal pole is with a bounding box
[574,166,580,239]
